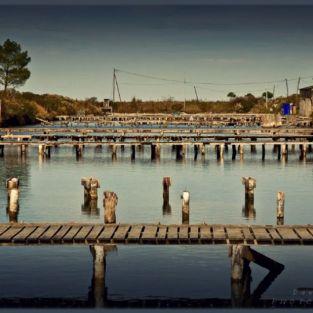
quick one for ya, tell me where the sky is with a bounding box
[1,4,313,101]
[1,0,313,4]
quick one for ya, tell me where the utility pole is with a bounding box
[194,85,199,102]
[112,68,116,105]
[115,72,122,102]
[183,77,186,112]
[297,76,301,95]
[285,78,289,98]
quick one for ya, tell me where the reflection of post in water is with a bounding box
[162,177,171,215]
[229,244,284,308]
[88,244,117,308]
[104,191,118,224]
[6,177,19,222]
[181,191,190,224]
[241,177,256,219]
[81,199,99,216]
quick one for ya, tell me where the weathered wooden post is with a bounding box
[131,145,136,160]
[181,191,190,224]
[232,145,237,160]
[6,177,19,215]
[81,177,100,203]
[104,191,118,224]
[216,144,224,160]
[239,144,244,159]
[162,177,171,215]
[276,191,285,225]
[300,144,307,160]
[242,177,256,213]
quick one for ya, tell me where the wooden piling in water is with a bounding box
[181,191,190,224]
[6,177,19,214]
[20,144,26,155]
[276,191,285,225]
[194,144,199,160]
[81,177,100,202]
[242,177,256,209]
[176,145,183,160]
[0,145,4,157]
[104,191,118,224]
[162,177,171,215]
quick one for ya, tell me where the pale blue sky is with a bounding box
[1,5,313,100]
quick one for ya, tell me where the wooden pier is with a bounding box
[0,223,312,245]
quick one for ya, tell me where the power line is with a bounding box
[115,68,313,87]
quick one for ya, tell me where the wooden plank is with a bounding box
[294,227,313,243]
[52,225,72,243]
[12,226,37,243]
[0,225,10,236]
[242,227,254,243]
[157,225,167,243]
[167,226,178,243]
[113,225,130,242]
[200,225,212,243]
[127,225,143,242]
[98,225,117,243]
[267,227,282,243]
[226,227,244,243]
[251,226,272,244]
[27,225,50,243]
[189,225,199,242]
[0,226,24,243]
[62,226,82,243]
[40,225,62,243]
[141,225,158,243]
[212,226,226,243]
[73,225,93,243]
[86,225,104,243]
[179,226,189,243]
[276,227,300,244]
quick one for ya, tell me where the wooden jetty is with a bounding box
[0,223,312,245]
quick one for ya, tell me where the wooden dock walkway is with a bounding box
[0,223,312,245]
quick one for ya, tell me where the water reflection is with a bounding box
[0,244,295,309]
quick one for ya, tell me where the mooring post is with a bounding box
[276,191,285,225]
[81,177,100,204]
[6,177,20,214]
[181,191,190,224]
[162,177,171,215]
[104,191,118,223]
[242,177,256,211]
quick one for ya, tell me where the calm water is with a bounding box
[0,144,312,307]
